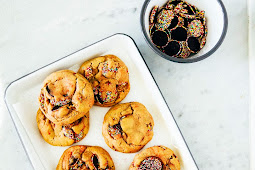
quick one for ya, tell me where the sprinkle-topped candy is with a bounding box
[108,123,122,138]
[157,9,174,25]
[85,66,93,78]
[179,41,191,58]
[62,126,84,142]
[138,157,163,170]
[150,5,159,24]
[152,30,169,47]
[99,90,118,103]
[188,20,204,37]
[149,0,207,58]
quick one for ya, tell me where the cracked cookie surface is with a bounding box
[102,102,154,153]
[36,109,89,146]
[39,70,94,125]
[56,145,115,170]
[129,145,180,170]
[78,55,130,107]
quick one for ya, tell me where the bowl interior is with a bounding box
[142,0,226,62]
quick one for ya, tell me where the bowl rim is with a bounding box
[140,0,228,63]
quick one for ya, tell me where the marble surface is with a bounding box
[249,0,255,169]
[0,0,249,169]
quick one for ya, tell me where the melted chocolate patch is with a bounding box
[95,93,105,104]
[46,85,51,94]
[92,154,100,169]
[171,27,187,41]
[52,105,61,111]
[152,31,169,47]
[164,41,180,56]
[69,157,78,166]
[138,157,163,170]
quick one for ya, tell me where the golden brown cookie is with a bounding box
[102,102,154,153]
[39,70,94,125]
[129,146,180,170]
[36,109,89,146]
[78,55,130,107]
[56,145,115,170]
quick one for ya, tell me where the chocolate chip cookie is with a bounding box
[102,102,154,153]
[39,70,94,125]
[129,145,180,170]
[56,145,115,170]
[36,109,89,146]
[78,55,130,107]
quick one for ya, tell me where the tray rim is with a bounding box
[4,33,199,170]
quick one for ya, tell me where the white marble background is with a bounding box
[249,0,255,169]
[0,0,249,169]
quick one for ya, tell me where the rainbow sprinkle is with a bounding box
[179,41,191,58]
[39,93,45,107]
[157,9,174,25]
[102,61,118,76]
[188,20,204,37]
[85,66,93,78]
[150,5,159,24]
[138,157,162,170]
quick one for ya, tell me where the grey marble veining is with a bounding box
[0,0,249,169]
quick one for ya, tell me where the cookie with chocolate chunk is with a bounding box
[36,109,89,146]
[56,145,115,170]
[129,145,180,170]
[38,70,94,125]
[102,102,154,153]
[78,55,130,107]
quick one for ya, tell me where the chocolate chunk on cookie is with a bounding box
[56,145,115,170]
[36,109,89,146]
[102,102,154,153]
[78,55,130,107]
[129,146,180,170]
[39,70,94,125]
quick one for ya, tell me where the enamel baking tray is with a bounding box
[5,34,198,170]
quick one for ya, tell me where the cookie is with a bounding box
[36,109,89,146]
[78,55,130,107]
[39,70,94,125]
[129,145,180,170]
[56,145,115,170]
[102,102,154,153]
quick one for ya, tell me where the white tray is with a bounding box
[5,34,198,170]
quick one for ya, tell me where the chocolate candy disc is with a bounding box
[165,3,174,10]
[184,4,196,15]
[171,27,187,41]
[188,20,204,37]
[157,9,174,25]
[179,41,191,58]
[169,0,182,6]
[200,36,207,49]
[150,6,159,24]
[173,2,184,14]
[152,30,169,47]
[164,41,181,56]
[155,22,171,31]
[187,37,200,53]
[138,157,163,170]
[168,16,179,29]
[149,0,207,58]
